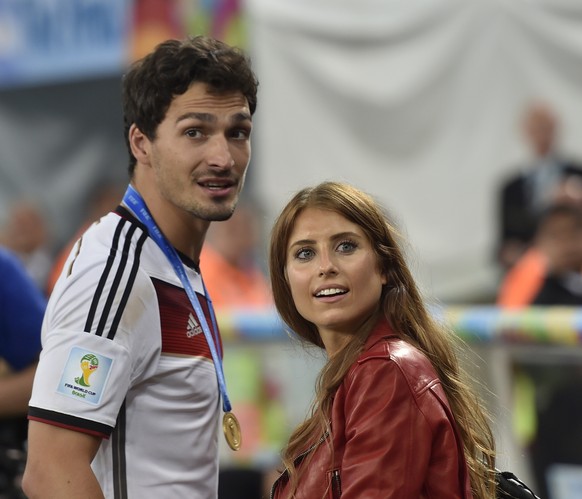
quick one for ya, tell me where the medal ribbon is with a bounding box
[122,184,232,414]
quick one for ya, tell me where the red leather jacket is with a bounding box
[271,319,473,499]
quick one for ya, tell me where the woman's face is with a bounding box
[285,208,386,355]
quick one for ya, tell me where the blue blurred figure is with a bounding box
[0,246,46,497]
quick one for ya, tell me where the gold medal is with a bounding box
[223,411,242,451]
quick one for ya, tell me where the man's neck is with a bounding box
[128,182,209,262]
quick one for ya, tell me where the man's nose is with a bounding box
[207,135,234,169]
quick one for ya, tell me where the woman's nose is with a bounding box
[318,254,338,277]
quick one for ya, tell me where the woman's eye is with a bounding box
[296,248,313,260]
[337,240,357,253]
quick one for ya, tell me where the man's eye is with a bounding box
[230,129,251,140]
[186,129,203,138]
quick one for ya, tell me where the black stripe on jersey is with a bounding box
[112,400,128,499]
[28,406,113,437]
[116,205,148,232]
[96,224,137,336]
[96,223,136,336]
[108,229,148,340]
[83,215,148,339]
[85,218,126,334]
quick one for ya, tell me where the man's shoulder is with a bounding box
[54,211,155,294]
[79,211,148,259]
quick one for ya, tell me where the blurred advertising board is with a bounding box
[0,0,131,88]
[130,0,246,61]
[0,0,247,89]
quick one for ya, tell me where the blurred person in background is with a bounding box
[0,201,53,291]
[496,101,582,272]
[269,181,497,498]
[0,246,46,497]
[201,198,272,310]
[496,102,582,308]
[497,180,582,308]
[200,200,285,499]
[22,35,258,499]
[516,203,582,499]
[530,203,582,305]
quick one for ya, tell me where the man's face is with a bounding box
[146,82,253,222]
[525,109,556,157]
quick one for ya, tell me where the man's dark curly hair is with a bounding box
[122,35,259,176]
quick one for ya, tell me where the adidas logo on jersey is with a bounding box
[186,313,203,338]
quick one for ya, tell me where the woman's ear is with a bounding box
[128,124,151,165]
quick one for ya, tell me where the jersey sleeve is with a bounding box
[28,219,161,439]
[0,248,46,371]
[28,328,132,438]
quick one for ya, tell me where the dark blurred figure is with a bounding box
[534,367,582,499]
[512,204,582,499]
[522,359,582,499]
[0,247,46,498]
[531,203,582,305]
[497,102,582,271]
[218,469,265,499]
[497,200,582,308]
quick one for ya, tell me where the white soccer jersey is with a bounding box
[29,206,222,499]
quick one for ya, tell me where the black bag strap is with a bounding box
[496,469,542,499]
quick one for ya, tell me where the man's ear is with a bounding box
[129,124,151,165]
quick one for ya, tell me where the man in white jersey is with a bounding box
[22,36,258,499]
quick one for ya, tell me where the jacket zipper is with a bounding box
[331,469,342,499]
[270,430,330,499]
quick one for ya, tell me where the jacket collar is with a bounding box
[362,316,398,351]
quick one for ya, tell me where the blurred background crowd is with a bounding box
[1,0,582,498]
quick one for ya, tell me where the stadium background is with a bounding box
[1,0,582,496]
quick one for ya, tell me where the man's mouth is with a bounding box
[200,180,234,190]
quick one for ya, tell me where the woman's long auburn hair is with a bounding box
[269,181,496,498]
